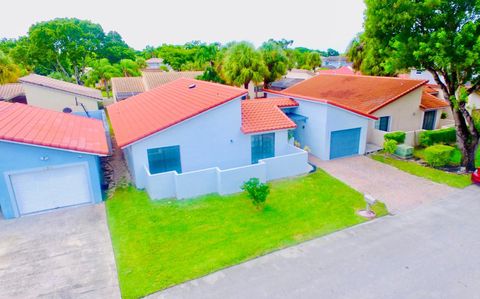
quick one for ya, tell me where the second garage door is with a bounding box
[330,128,361,159]
[9,164,93,215]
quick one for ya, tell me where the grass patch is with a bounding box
[372,153,472,188]
[106,170,387,298]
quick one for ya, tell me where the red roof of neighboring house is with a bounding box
[242,98,298,134]
[0,83,25,101]
[0,102,109,155]
[20,74,104,100]
[107,78,247,148]
[420,91,449,110]
[267,74,427,118]
[316,66,356,75]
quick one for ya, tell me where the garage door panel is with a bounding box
[10,165,92,215]
[330,128,361,159]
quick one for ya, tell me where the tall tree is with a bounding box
[25,18,106,83]
[221,42,268,89]
[260,41,288,86]
[100,31,136,64]
[327,48,340,56]
[0,50,20,84]
[361,0,480,171]
[85,58,121,98]
[117,59,141,77]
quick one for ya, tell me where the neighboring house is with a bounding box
[111,77,146,101]
[0,83,27,104]
[269,78,305,91]
[145,57,171,70]
[285,69,316,80]
[468,91,480,111]
[265,74,450,158]
[19,74,104,112]
[0,102,109,219]
[111,70,203,101]
[316,66,356,75]
[321,56,352,69]
[107,78,310,200]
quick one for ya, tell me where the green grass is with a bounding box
[106,171,387,298]
[372,153,472,188]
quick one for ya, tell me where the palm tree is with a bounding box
[222,42,268,89]
[260,41,288,86]
[118,59,140,77]
[89,59,120,98]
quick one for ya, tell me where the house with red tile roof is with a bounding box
[265,74,450,158]
[107,78,310,200]
[19,74,104,113]
[0,83,26,104]
[0,102,109,219]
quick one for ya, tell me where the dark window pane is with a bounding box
[147,146,182,174]
[251,133,275,163]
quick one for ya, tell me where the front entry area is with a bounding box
[329,128,361,159]
[8,164,93,216]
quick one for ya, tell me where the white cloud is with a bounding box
[0,0,365,52]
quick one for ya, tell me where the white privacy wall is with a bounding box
[144,145,309,200]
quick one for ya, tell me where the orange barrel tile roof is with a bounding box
[267,74,427,117]
[0,102,109,155]
[420,91,450,110]
[107,78,247,148]
[241,98,298,134]
[20,74,104,100]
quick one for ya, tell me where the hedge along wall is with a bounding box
[384,131,406,144]
[419,127,457,147]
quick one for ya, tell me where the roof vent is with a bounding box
[188,84,196,89]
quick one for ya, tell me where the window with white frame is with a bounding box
[374,116,390,132]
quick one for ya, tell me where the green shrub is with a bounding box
[424,145,455,168]
[383,140,398,155]
[419,127,456,147]
[384,131,406,144]
[241,178,270,210]
[440,112,448,119]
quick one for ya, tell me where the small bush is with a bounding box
[424,145,455,168]
[440,112,448,119]
[383,140,398,155]
[241,178,270,210]
[384,131,406,144]
[419,127,456,147]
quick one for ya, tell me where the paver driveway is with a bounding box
[0,204,120,298]
[310,155,455,213]
[151,185,480,299]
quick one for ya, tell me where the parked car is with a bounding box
[472,168,480,184]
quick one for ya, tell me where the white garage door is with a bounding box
[10,164,92,215]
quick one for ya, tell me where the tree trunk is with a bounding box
[104,79,110,98]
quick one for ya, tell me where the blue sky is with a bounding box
[0,0,366,52]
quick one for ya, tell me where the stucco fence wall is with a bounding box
[145,146,310,200]
[368,129,425,148]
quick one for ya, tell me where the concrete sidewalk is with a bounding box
[151,186,480,299]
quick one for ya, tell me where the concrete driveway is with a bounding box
[0,204,120,298]
[310,155,455,213]
[151,185,480,299]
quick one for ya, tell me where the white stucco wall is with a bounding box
[266,92,370,160]
[468,93,480,111]
[22,83,101,112]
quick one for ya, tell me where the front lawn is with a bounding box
[106,170,387,298]
[371,153,472,188]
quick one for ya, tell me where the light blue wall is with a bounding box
[265,92,370,160]
[0,141,103,219]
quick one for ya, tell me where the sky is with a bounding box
[0,0,366,52]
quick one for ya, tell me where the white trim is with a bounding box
[0,139,108,157]
[121,93,248,149]
[4,161,94,217]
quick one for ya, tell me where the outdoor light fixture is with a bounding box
[40,156,49,161]
[357,193,377,219]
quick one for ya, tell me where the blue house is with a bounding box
[0,102,109,219]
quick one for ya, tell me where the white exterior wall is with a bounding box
[144,145,309,200]
[468,93,480,111]
[22,83,101,112]
[266,92,370,160]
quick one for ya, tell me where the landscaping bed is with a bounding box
[371,152,472,188]
[106,170,387,298]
